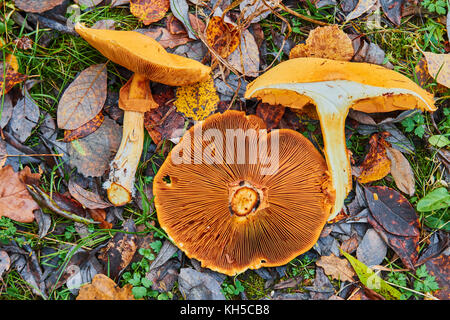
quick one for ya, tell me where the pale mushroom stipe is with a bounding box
[245,57,436,220]
[74,23,211,206]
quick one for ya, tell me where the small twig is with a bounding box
[278,3,329,26]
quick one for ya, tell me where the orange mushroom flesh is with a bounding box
[75,23,211,206]
[153,110,334,276]
[245,57,436,220]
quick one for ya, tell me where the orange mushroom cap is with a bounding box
[153,110,334,275]
[74,23,211,86]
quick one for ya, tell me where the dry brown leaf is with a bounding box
[345,0,378,22]
[67,117,122,177]
[63,112,105,142]
[57,64,107,130]
[76,273,135,300]
[142,27,191,49]
[0,165,40,223]
[316,254,356,282]
[88,208,112,229]
[14,0,65,13]
[227,29,260,77]
[130,0,170,25]
[68,180,111,209]
[289,25,354,61]
[423,51,450,88]
[205,16,240,58]
[357,133,391,184]
[385,146,415,196]
[256,102,285,130]
[167,13,205,36]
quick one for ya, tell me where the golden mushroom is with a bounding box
[153,110,334,275]
[245,57,436,220]
[75,24,211,206]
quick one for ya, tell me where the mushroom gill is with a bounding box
[153,110,334,276]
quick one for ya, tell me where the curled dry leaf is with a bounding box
[170,0,196,39]
[63,111,105,142]
[57,64,107,130]
[357,132,391,184]
[423,52,450,88]
[380,0,405,25]
[76,273,135,300]
[0,250,10,278]
[173,75,219,121]
[385,146,415,196]
[289,25,354,61]
[14,0,65,13]
[316,254,356,282]
[142,27,192,49]
[206,16,240,58]
[130,0,170,25]
[68,179,111,209]
[0,165,40,223]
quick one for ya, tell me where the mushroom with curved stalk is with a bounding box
[245,57,436,220]
[75,23,211,206]
[153,110,335,275]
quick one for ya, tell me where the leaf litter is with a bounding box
[0,0,448,302]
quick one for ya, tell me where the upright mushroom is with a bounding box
[153,110,334,275]
[245,57,436,220]
[75,24,211,206]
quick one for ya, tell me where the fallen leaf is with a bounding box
[0,65,27,95]
[75,0,103,8]
[227,29,260,77]
[256,102,285,130]
[385,146,415,196]
[8,89,40,143]
[0,93,13,129]
[67,116,122,177]
[289,25,354,61]
[14,0,65,13]
[167,13,205,36]
[170,0,196,39]
[98,219,138,280]
[143,84,185,144]
[341,249,402,300]
[205,16,240,58]
[0,250,10,278]
[57,64,107,130]
[68,179,112,209]
[240,0,280,23]
[173,75,219,121]
[130,0,170,25]
[0,165,40,223]
[357,133,391,184]
[350,35,394,68]
[76,273,135,300]
[178,268,225,300]
[13,36,33,50]
[380,0,405,25]
[91,19,116,30]
[142,27,192,49]
[424,250,450,300]
[364,185,420,269]
[316,254,356,282]
[345,0,378,22]
[356,228,387,267]
[63,111,105,142]
[87,208,112,229]
[423,51,450,88]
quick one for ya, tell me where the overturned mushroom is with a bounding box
[153,110,334,275]
[245,57,436,220]
[75,24,211,206]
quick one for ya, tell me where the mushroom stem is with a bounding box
[106,74,149,206]
[315,106,351,220]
